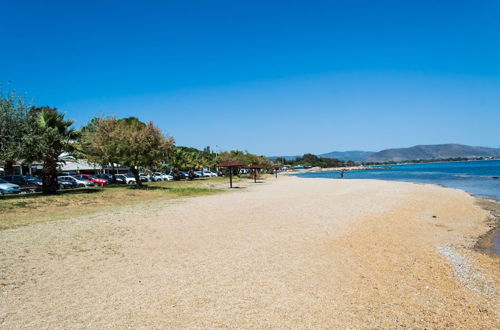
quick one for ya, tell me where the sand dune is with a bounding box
[1,176,498,328]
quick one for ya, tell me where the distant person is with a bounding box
[340,170,344,179]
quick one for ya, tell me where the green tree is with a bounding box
[80,117,121,183]
[215,150,273,174]
[25,107,80,194]
[114,117,173,186]
[0,90,31,175]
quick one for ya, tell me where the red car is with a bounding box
[73,174,109,186]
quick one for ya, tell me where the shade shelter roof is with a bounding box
[218,161,245,167]
[247,164,265,169]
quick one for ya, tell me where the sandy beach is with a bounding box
[1,176,498,328]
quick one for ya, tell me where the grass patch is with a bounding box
[0,178,227,231]
[168,187,221,197]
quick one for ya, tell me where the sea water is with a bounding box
[294,160,500,201]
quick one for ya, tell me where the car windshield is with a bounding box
[0,178,8,184]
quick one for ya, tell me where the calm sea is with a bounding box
[294,160,500,201]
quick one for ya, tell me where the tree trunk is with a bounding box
[42,159,59,194]
[111,163,117,183]
[130,166,142,186]
[4,159,15,176]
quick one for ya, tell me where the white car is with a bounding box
[116,174,136,184]
[160,173,173,181]
[202,170,218,177]
[151,172,164,181]
[139,173,151,182]
[58,175,95,187]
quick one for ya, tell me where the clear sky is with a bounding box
[1,0,499,155]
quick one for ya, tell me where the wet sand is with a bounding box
[0,176,498,328]
[475,199,500,256]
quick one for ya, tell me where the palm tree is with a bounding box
[25,107,79,194]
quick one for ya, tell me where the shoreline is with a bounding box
[474,198,500,257]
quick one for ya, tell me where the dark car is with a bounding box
[1,175,42,192]
[58,178,79,189]
[169,171,186,181]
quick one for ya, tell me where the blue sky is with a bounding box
[1,0,499,155]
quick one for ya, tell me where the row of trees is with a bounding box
[216,150,273,168]
[275,153,355,168]
[1,90,275,194]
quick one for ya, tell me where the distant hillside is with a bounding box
[364,144,500,163]
[319,150,375,162]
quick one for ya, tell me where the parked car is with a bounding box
[168,171,186,181]
[199,170,216,177]
[57,178,79,189]
[115,174,136,184]
[1,175,42,192]
[58,175,96,187]
[0,178,22,195]
[94,173,114,182]
[73,174,108,186]
[139,173,151,182]
[150,172,164,182]
[160,173,173,181]
[182,170,200,180]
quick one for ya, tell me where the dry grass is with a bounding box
[0,178,229,230]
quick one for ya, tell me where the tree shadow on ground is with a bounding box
[0,187,104,200]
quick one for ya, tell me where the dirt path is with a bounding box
[1,177,498,328]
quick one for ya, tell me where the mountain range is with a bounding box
[364,144,500,163]
[269,144,500,163]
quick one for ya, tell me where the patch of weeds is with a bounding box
[47,250,61,258]
[71,245,91,253]
[0,204,14,211]
[168,187,220,197]
[12,201,29,208]
[102,243,122,255]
